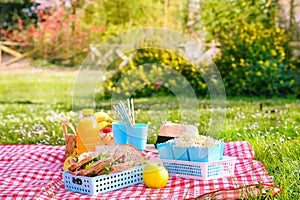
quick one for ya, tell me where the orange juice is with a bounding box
[76,109,100,155]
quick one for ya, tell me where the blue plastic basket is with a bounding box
[162,156,236,180]
[157,141,225,162]
[62,165,144,194]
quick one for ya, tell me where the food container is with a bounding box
[162,156,236,180]
[62,165,144,194]
[157,140,175,160]
[188,142,224,162]
[157,140,224,162]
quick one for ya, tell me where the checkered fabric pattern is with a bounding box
[0,142,280,199]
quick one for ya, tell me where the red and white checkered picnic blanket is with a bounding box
[0,141,280,199]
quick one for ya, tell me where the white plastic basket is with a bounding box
[162,156,236,180]
[62,165,144,194]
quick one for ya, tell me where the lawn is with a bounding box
[0,69,299,199]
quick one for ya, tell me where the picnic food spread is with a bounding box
[62,109,230,193]
[58,107,279,197]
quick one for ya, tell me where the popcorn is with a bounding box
[174,132,222,147]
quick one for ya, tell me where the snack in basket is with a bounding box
[157,130,224,162]
[67,144,147,177]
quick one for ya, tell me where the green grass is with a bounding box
[0,69,299,199]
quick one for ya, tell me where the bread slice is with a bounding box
[109,163,133,173]
[112,144,145,167]
[68,155,94,171]
[79,157,114,176]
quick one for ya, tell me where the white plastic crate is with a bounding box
[62,165,144,194]
[162,156,236,180]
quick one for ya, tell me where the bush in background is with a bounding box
[215,22,295,96]
[101,48,207,99]
[199,0,298,97]
[1,7,105,65]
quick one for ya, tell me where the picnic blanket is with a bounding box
[0,141,280,199]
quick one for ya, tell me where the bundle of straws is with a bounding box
[113,99,135,128]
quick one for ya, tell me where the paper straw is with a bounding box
[118,102,134,127]
[127,99,131,115]
[131,98,135,127]
[113,105,123,120]
[113,100,135,128]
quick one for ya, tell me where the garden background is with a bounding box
[0,0,299,199]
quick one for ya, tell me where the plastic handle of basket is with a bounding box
[62,121,76,136]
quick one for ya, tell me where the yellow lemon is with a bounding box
[142,162,169,188]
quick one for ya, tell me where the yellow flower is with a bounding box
[258,60,264,65]
[273,63,277,67]
[232,63,237,69]
[125,91,130,97]
[256,71,262,76]
[275,27,281,33]
[270,49,277,56]
[265,60,270,67]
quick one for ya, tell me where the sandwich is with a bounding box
[67,144,147,177]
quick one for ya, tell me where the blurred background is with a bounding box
[0,0,299,98]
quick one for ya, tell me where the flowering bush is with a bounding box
[1,7,105,65]
[215,22,295,96]
[102,48,207,98]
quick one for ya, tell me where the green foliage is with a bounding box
[101,48,207,99]
[81,0,186,39]
[215,22,294,96]
[197,0,298,97]
[0,0,35,31]
[199,0,278,40]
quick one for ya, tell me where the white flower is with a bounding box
[280,137,285,143]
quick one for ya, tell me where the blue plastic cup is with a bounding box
[126,123,149,151]
[112,121,127,145]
